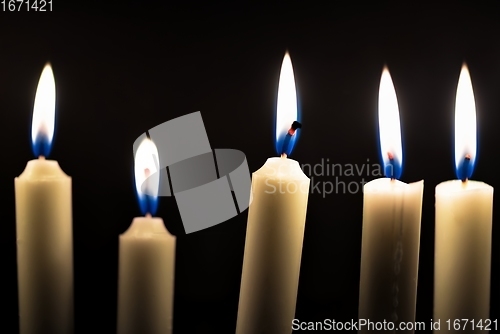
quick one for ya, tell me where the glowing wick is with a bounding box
[461,154,472,183]
[281,121,302,157]
[387,152,396,180]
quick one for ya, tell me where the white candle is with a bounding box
[358,66,423,333]
[434,64,493,330]
[15,63,74,334]
[236,52,310,334]
[117,137,176,334]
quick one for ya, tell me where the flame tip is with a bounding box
[42,63,53,73]
[460,64,471,77]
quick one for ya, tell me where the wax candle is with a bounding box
[433,64,493,331]
[236,52,310,334]
[358,66,423,333]
[117,137,176,334]
[15,63,74,334]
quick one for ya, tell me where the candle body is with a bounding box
[434,180,493,332]
[15,158,73,334]
[236,157,310,334]
[358,178,423,333]
[117,216,176,334]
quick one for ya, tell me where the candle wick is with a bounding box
[387,152,396,180]
[280,121,302,157]
[145,213,152,218]
[39,156,45,160]
[281,153,287,159]
[460,154,471,182]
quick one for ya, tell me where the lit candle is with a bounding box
[15,63,74,334]
[117,137,176,334]
[433,63,493,330]
[358,66,423,332]
[236,52,310,334]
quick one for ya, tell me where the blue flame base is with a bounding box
[275,101,301,156]
[456,157,474,181]
[32,135,51,158]
[276,132,299,156]
[383,159,402,180]
[138,195,158,216]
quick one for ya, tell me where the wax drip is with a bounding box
[391,196,404,331]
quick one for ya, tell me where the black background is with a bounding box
[1,1,500,333]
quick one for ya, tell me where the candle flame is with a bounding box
[31,63,55,158]
[378,66,403,179]
[134,137,160,216]
[455,63,476,181]
[275,52,299,156]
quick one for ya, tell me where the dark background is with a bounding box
[1,1,500,332]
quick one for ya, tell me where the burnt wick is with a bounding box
[461,154,471,183]
[281,121,302,156]
[387,152,395,180]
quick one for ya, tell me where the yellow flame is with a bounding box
[378,66,402,169]
[31,63,55,145]
[454,63,476,170]
[276,52,298,142]
[134,137,160,198]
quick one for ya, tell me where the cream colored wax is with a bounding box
[434,180,493,332]
[117,215,176,334]
[15,157,73,334]
[358,178,423,333]
[236,156,310,334]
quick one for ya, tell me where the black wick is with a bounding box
[387,152,395,180]
[281,121,302,157]
[461,154,471,182]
